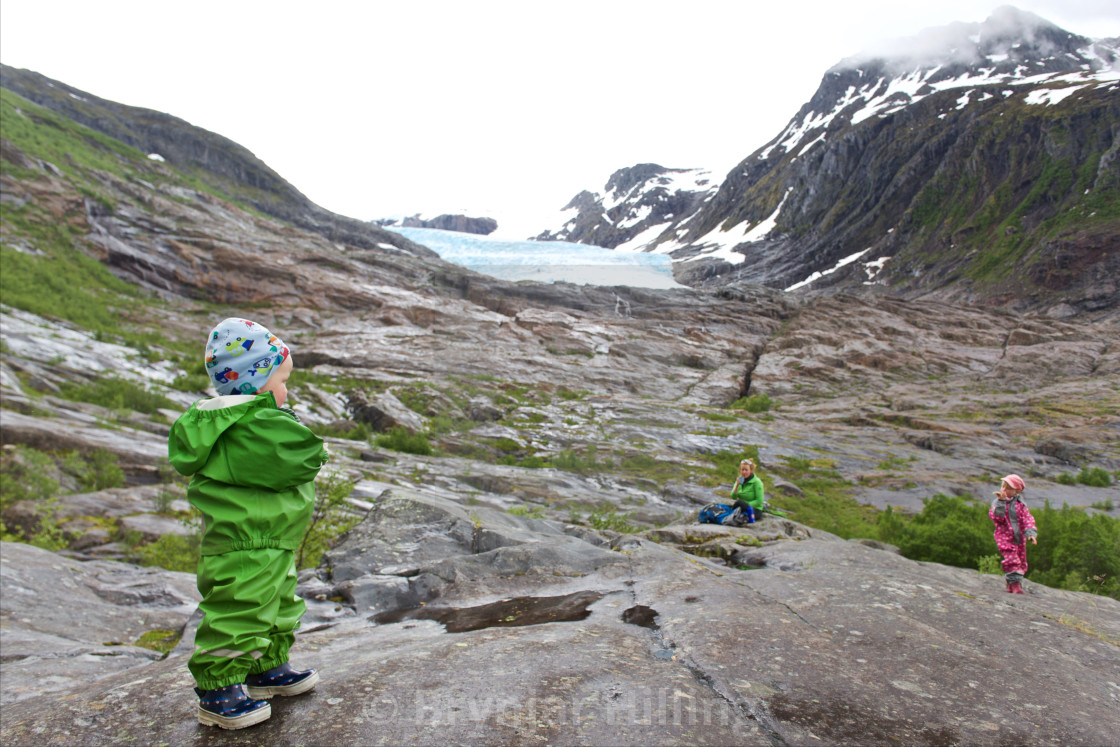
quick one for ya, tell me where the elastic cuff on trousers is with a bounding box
[253,656,288,675]
[194,674,250,691]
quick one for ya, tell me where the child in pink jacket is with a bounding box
[989,474,1037,594]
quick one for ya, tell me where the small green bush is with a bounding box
[1075,467,1113,488]
[728,393,772,413]
[0,445,60,510]
[489,437,522,452]
[60,449,124,492]
[977,554,1004,575]
[133,532,200,573]
[1056,472,1076,485]
[587,509,638,534]
[375,427,432,456]
[298,471,361,569]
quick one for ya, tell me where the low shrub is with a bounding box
[375,427,432,456]
[132,532,200,573]
[298,471,361,569]
[0,445,60,510]
[587,508,638,533]
[61,449,124,492]
[1075,467,1113,488]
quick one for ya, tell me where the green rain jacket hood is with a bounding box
[168,392,329,556]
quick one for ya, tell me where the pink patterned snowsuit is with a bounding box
[989,497,1037,582]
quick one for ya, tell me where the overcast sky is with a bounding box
[2,1,1117,238]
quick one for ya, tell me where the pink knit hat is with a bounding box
[1001,474,1026,492]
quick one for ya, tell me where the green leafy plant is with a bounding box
[1075,467,1113,488]
[60,449,125,492]
[977,554,1003,575]
[25,498,69,551]
[587,508,638,534]
[297,470,361,569]
[0,445,60,510]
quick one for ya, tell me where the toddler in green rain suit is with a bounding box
[169,318,329,730]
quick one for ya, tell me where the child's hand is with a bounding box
[1030,537,1037,545]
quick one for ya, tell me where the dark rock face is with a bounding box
[534,164,718,249]
[394,213,498,235]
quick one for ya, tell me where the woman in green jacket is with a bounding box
[730,459,765,522]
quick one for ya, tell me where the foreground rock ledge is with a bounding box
[2,513,1118,746]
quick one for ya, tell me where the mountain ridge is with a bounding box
[536,7,1120,318]
[0,64,436,260]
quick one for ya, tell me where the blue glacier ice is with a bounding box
[387,227,684,289]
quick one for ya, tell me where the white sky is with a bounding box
[2,1,1117,238]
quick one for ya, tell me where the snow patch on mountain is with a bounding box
[785,248,872,292]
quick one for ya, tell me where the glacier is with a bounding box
[387,227,685,290]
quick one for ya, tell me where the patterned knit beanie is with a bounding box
[204,318,289,396]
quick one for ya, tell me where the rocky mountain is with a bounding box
[0,64,433,259]
[2,42,1119,745]
[380,213,499,235]
[538,7,1120,317]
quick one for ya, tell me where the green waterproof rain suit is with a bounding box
[168,392,329,689]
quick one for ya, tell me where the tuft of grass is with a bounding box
[57,376,177,415]
[728,393,772,413]
[507,504,547,519]
[309,420,372,441]
[549,444,612,474]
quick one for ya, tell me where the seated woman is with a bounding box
[730,458,765,523]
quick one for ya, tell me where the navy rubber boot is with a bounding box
[246,662,319,699]
[195,684,270,730]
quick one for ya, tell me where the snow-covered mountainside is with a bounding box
[537,7,1120,315]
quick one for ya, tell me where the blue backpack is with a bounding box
[698,503,753,526]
